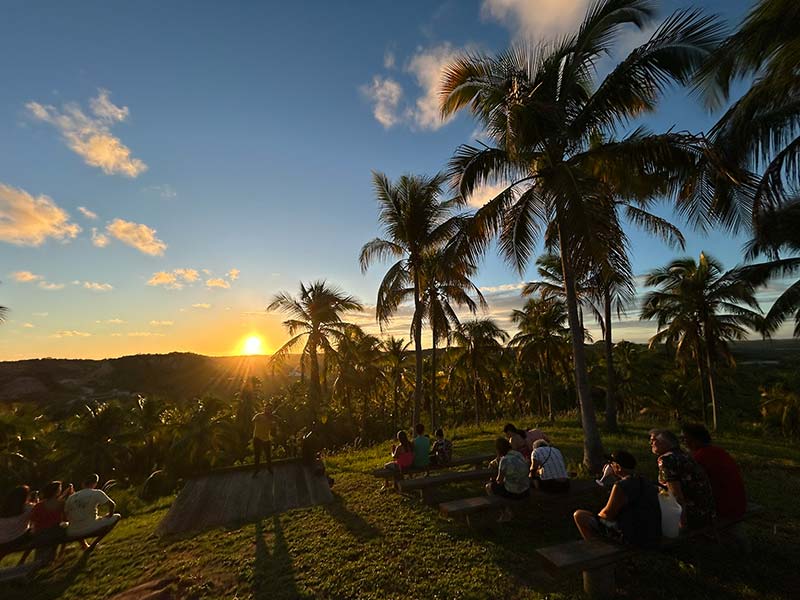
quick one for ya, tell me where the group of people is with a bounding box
[574,424,747,548]
[0,474,121,565]
[486,423,571,521]
[382,424,453,487]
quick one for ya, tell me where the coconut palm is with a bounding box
[381,336,412,430]
[450,318,509,424]
[268,280,363,418]
[509,292,573,420]
[359,172,463,426]
[640,252,762,430]
[440,0,722,468]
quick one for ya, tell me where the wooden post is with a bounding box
[582,567,615,599]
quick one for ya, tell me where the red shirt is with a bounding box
[692,445,746,520]
[30,501,64,532]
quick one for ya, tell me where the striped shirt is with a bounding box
[531,446,568,480]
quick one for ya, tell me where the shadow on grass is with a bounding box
[322,492,381,542]
[9,551,91,600]
[252,516,300,600]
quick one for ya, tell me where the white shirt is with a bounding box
[65,488,112,534]
[531,446,568,480]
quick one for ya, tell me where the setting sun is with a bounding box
[241,335,264,355]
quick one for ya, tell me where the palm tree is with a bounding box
[640,253,762,430]
[268,280,363,419]
[420,249,486,428]
[381,336,412,430]
[509,292,572,420]
[360,172,463,426]
[450,318,509,424]
[440,0,722,469]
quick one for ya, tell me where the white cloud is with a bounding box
[83,281,113,292]
[38,281,64,291]
[0,183,81,246]
[106,218,166,256]
[206,278,230,289]
[97,318,124,324]
[384,50,396,69]
[192,303,211,309]
[91,227,110,248]
[22,323,34,328]
[479,282,526,294]
[481,0,589,41]
[173,268,199,282]
[149,320,173,326]
[11,271,42,282]
[26,89,147,177]
[143,184,177,199]
[52,330,91,338]
[467,182,511,208]
[128,331,165,337]
[227,268,240,281]
[147,268,199,289]
[361,76,403,128]
[77,206,98,220]
[406,43,463,131]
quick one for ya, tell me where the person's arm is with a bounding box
[106,498,116,517]
[598,484,627,521]
[496,458,506,485]
[529,452,541,477]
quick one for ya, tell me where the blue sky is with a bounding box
[1,0,778,360]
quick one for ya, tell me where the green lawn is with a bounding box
[3,420,799,599]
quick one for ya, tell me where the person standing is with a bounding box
[252,405,273,474]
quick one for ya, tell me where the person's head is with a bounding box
[415,423,425,436]
[681,423,712,451]
[397,431,410,448]
[503,423,523,437]
[532,439,549,449]
[608,450,637,476]
[434,428,444,439]
[41,481,62,500]
[0,485,31,517]
[82,473,100,489]
[495,437,512,457]
[649,429,680,455]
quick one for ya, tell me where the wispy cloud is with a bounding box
[91,228,110,248]
[149,320,173,327]
[106,218,166,256]
[96,318,125,324]
[77,206,98,220]
[11,271,41,283]
[26,89,147,177]
[192,303,211,309]
[0,183,81,246]
[405,43,463,130]
[52,330,91,338]
[481,0,589,41]
[147,268,199,290]
[227,268,240,281]
[206,278,230,289]
[128,331,165,337]
[82,281,113,292]
[174,268,199,282]
[143,184,177,199]
[361,76,404,128]
[32,312,48,317]
[22,323,34,328]
[38,282,65,291]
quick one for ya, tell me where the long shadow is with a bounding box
[252,517,300,600]
[17,551,91,600]
[322,492,381,542]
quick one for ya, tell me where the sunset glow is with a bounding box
[241,335,264,355]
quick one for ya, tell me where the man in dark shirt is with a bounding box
[681,423,746,520]
[574,450,662,547]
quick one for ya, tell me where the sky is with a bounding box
[0,0,787,361]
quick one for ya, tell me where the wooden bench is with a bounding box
[536,503,764,599]
[396,468,494,503]
[371,453,494,486]
[439,479,602,527]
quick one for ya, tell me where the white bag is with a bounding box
[659,492,682,538]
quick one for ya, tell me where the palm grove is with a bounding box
[2,0,800,489]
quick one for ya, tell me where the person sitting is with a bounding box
[411,423,431,469]
[0,485,34,564]
[64,474,121,550]
[429,428,453,466]
[649,429,715,531]
[574,450,662,547]
[529,440,570,493]
[30,481,71,561]
[486,438,530,522]
[503,423,548,463]
[382,431,414,489]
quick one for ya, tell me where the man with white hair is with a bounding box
[529,439,570,493]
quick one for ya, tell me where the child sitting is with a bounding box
[429,428,453,466]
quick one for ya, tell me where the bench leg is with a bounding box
[582,567,615,599]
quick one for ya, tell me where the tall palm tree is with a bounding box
[360,172,463,426]
[268,280,363,418]
[381,336,412,430]
[509,292,572,420]
[450,318,509,424]
[440,0,722,469]
[640,253,762,430]
[420,249,486,428]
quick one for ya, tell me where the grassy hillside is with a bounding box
[2,420,799,599]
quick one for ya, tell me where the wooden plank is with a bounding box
[537,539,632,575]
[0,562,39,583]
[440,495,502,516]
[293,463,311,507]
[371,454,494,478]
[398,468,493,492]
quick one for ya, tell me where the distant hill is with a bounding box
[0,352,300,406]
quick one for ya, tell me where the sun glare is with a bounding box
[242,335,264,355]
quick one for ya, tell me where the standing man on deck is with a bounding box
[252,404,273,474]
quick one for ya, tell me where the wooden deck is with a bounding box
[158,461,334,536]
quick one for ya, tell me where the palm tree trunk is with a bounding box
[603,289,618,433]
[308,339,322,419]
[537,365,545,417]
[393,373,400,433]
[694,343,708,426]
[558,231,604,472]
[412,277,424,428]
[705,347,719,431]
[545,350,554,422]
[430,328,437,429]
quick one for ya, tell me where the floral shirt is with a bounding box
[657,450,715,529]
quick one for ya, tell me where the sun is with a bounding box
[241,335,264,355]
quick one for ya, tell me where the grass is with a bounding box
[2,419,799,599]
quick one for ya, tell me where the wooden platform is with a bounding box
[370,454,494,480]
[397,468,494,503]
[157,461,334,536]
